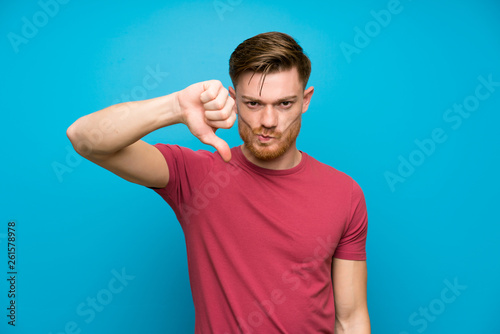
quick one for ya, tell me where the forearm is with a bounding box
[67,92,181,157]
[335,309,371,334]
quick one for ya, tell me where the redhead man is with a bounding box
[67,32,370,334]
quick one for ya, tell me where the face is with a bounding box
[229,68,314,161]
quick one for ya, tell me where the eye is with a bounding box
[280,101,292,108]
[246,101,259,108]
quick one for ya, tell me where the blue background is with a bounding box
[1,0,499,333]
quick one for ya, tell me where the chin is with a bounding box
[243,140,290,161]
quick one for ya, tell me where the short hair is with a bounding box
[229,32,311,94]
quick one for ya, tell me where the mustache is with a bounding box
[252,127,281,138]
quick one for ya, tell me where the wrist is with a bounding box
[172,91,186,125]
[155,92,184,127]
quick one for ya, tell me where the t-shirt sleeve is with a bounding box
[333,179,368,261]
[149,143,213,214]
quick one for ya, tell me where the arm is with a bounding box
[66,80,236,187]
[332,258,370,334]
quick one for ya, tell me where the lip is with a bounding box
[257,134,274,142]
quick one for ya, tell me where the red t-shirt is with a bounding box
[152,144,368,334]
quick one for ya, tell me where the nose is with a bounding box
[260,105,278,129]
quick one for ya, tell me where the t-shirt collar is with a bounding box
[232,145,307,176]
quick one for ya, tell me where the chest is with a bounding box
[183,168,351,262]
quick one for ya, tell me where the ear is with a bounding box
[302,86,314,114]
[228,86,238,114]
[228,86,236,99]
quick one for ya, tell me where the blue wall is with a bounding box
[2,0,499,333]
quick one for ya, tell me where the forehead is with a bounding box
[235,68,302,100]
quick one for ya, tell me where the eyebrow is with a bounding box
[241,95,298,104]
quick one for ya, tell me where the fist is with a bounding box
[176,80,237,162]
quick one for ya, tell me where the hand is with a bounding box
[176,80,237,162]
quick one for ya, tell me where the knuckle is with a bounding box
[219,108,229,119]
[214,101,224,110]
[225,117,235,128]
[206,90,216,100]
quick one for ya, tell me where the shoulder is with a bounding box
[304,152,358,185]
[303,153,366,201]
[153,144,220,182]
[153,143,218,165]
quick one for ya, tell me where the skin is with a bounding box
[333,258,371,333]
[66,67,370,332]
[229,68,313,170]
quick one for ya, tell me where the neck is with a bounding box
[240,143,302,170]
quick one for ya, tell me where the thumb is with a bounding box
[198,131,232,162]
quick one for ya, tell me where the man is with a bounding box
[67,32,370,333]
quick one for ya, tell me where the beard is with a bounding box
[238,115,302,161]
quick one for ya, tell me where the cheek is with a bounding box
[238,115,254,134]
[279,112,301,132]
[238,110,258,127]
